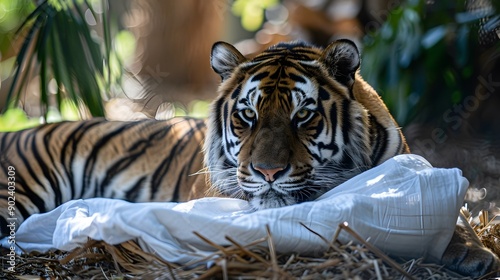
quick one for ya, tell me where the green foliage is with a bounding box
[113,30,136,64]
[174,100,211,119]
[361,0,500,125]
[0,108,39,131]
[232,0,279,31]
[0,99,80,132]
[4,0,126,119]
[0,0,35,57]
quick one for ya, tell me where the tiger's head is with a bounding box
[204,39,408,210]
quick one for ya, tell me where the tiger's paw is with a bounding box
[441,220,500,277]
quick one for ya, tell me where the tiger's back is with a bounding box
[0,117,207,236]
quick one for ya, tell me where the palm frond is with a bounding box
[4,0,120,118]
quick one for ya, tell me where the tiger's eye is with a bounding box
[244,109,256,119]
[296,109,309,119]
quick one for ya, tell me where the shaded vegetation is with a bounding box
[361,0,500,125]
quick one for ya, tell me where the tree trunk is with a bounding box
[127,0,225,110]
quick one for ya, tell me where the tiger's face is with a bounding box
[205,40,374,210]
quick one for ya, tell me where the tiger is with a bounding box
[0,39,498,277]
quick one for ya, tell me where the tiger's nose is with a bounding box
[252,164,289,182]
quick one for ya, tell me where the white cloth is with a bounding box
[1,154,468,264]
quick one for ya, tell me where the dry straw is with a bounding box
[5,216,494,280]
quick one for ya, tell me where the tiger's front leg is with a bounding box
[441,214,499,277]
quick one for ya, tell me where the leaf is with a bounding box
[3,0,121,118]
[13,0,48,34]
[4,8,46,110]
[455,10,494,24]
[421,25,447,49]
[72,3,104,75]
[0,108,40,131]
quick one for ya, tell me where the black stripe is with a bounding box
[0,177,45,221]
[0,133,15,166]
[250,71,269,82]
[246,60,307,75]
[0,216,7,237]
[231,85,242,99]
[178,145,206,203]
[269,67,284,80]
[330,103,338,140]
[0,192,31,221]
[61,120,104,199]
[318,87,330,100]
[150,120,205,200]
[125,176,146,201]
[395,130,404,154]
[370,117,388,165]
[30,130,63,206]
[289,72,306,84]
[223,102,229,131]
[230,101,241,135]
[16,132,48,194]
[0,131,13,152]
[251,50,318,62]
[85,121,146,197]
[99,121,175,190]
[238,168,251,176]
[170,161,189,202]
[339,151,355,170]
[269,41,314,49]
[43,123,70,198]
[213,97,225,140]
[315,103,340,159]
[341,99,351,144]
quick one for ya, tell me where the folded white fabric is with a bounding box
[1,154,468,264]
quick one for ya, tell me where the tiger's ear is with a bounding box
[321,39,360,87]
[211,41,246,81]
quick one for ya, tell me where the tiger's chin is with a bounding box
[248,190,298,210]
[240,180,328,210]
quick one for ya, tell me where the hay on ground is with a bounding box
[2,220,480,280]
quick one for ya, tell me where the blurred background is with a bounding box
[0,0,499,214]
